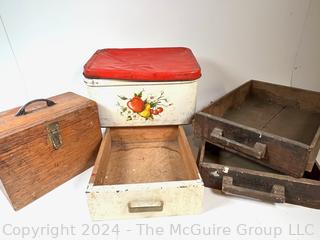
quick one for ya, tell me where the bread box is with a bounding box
[193,80,320,177]
[86,126,204,220]
[83,47,201,127]
[0,92,102,210]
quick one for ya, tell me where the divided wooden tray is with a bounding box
[86,126,203,220]
[198,141,320,209]
[194,80,320,177]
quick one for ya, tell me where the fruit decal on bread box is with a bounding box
[117,90,172,121]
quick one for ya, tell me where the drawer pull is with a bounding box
[210,128,267,159]
[222,176,285,203]
[128,200,164,213]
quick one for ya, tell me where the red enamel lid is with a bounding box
[83,47,201,81]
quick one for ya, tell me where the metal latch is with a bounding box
[47,122,62,150]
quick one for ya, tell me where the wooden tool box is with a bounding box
[197,141,320,209]
[0,92,102,210]
[86,126,204,220]
[193,80,320,177]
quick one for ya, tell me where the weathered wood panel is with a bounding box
[87,126,203,220]
[194,112,309,177]
[198,141,320,209]
[194,80,320,177]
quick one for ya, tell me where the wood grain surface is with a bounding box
[194,80,320,177]
[198,141,320,209]
[0,92,102,210]
[87,126,203,220]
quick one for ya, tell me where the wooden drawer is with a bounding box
[193,80,320,177]
[86,126,203,220]
[198,141,320,209]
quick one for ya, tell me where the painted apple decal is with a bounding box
[127,96,144,113]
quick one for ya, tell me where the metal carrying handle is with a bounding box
[128,200,164,213]
[15,99,56,116]
[222,176,285,203]
[210,128,267,159]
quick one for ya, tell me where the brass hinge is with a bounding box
[47,122,62,150]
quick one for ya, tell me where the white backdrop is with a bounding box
[1,0,320,112]
[0,0,320,239]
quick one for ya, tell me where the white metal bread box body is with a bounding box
[84,79,198,127]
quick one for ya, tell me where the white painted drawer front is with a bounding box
[86,180,203,220]
[85,80,197,126]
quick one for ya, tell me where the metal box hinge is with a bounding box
[47,122,62,150]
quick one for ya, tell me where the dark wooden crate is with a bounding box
[193,80,320,177]
[0,92,102,210]
[197,141,320,209]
